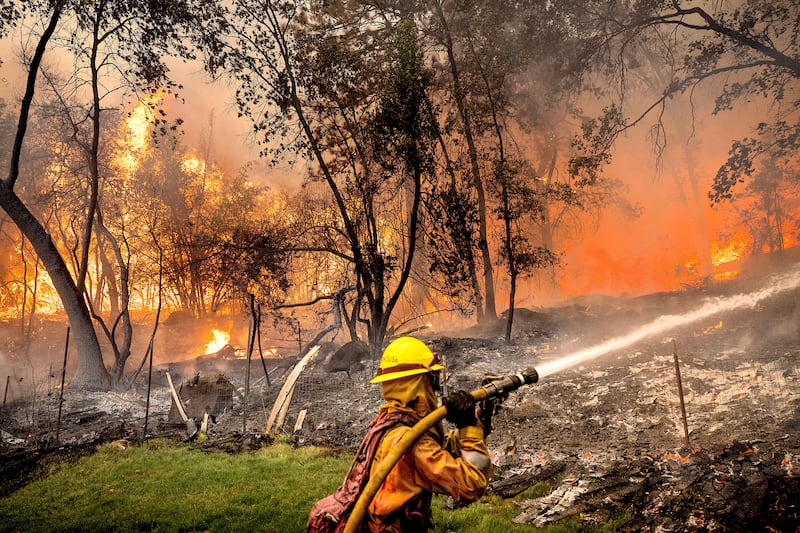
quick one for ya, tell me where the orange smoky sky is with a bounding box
[0,37,788,303]
[554,95,772,300]
[161,59,263,176]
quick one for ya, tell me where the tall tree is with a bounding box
[425,0,497,322]
[0,2,109,388]
[569,1,799,209]
[420,0,617,320]
[0,0,210,389]
[492,158,558,343]
[202,3,435,351]
[733,153,799,255]
[369,15,436,343]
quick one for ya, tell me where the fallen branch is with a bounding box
[488,461,566,498]
[294,409,307,433]
[299,286,354,355]
[272,285,355,311]
[166,371,197,437]
[265,345,320,434]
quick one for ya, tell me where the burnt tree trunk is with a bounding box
[432,0,497,322]
[0,187,110,389]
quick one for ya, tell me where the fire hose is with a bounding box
[343,368,539,533]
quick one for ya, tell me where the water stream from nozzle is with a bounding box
[534,266,800,379]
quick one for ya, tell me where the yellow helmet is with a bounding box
[370,337,443,383]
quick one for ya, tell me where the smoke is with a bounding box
[0,351,28,405]
[157,59,255,174]
[548,90,775,300]
[1,25,791,309]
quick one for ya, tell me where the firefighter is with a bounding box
[365,336,491,532]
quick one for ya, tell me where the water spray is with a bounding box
[535,266,800,378]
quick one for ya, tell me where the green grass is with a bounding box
[0,441,344,532]
[0,441,630,532]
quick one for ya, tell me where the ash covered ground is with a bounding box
[1,259,799,531]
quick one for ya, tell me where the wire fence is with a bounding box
[672,349,799,445]
[1,336,796,453]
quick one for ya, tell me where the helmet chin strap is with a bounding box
[427,370,441,393]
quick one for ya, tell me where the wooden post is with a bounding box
[55,327,70,443]
[144,237,164,439]
[1,374,10,447]
[672,339,690,448]
[243,309,255,434]
[255,302,271,387]
[297,321,302,353]
[294,409,307,433]
[143,338,155,438]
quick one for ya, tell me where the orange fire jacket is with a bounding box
[365,376,491,532]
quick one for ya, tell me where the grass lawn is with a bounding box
[0,440,628,532]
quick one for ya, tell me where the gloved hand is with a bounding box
[443,390,477,428]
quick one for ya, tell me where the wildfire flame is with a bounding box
[204,329,230,355]
[114,92,162,174]
[181,156,206,175]
[711,238,746,281]
[712,241,745,267]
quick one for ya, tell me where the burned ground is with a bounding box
[1,261,799,531]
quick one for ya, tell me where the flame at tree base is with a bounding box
[204,329,231,355]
